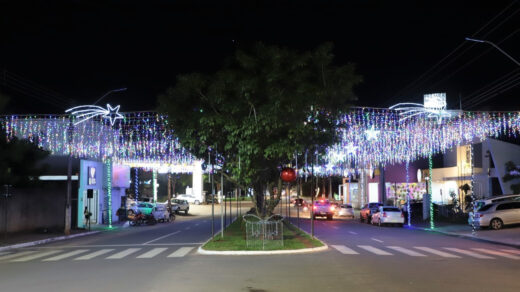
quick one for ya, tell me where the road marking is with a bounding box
[106,248,141,259]
[501,249,520,255]
[414,247,460,258]
[444,248,494,259]
[0,251,36,261]
[331,245,359,255]
[42,250,89,261]
[45,243,203,248]
[142,231,181,245]
[195,223,200,226]
[74,249,115,260]
[386,246,426,257]
[185,226,191,230]
[348,231,358,235]
[332,226,339,230]
[168,247,194,258]
[357,245,393,255]
[0,252,10,256]
[371,238,384,243]
[11,250,63,262]
[136,248,168,259]
[472,248,520,260]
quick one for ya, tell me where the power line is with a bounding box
[389,1,519,102]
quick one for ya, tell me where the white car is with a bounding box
[469,194,520,225]
[371,206,404,227]
[152,204,171,223]
[175,194,201,205]
[337,204,355,218]
[472,201,520,230]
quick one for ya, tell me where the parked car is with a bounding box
[472,201,520,230]
[176,194,201,205]
[312,199,334,220]
[337,204,355,218]
[469,194,520,225]
[360,202,383,223]
[127,202,155,216]
[172,199,190,215]
[371,206,405,227]
[152,204,171,222]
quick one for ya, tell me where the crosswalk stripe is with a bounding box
[42,250,89,261]
[167,247,194,258]
[0,251,37,261]
[386,246,426,257]
[444,248,494,259]
[136,248,168,259]
[501,249,520,255]
[357,245,393,255]
[414,247,460,258]
[11,250,63,262]
[331,245,359,255]
[472,248,520,260]
[74,249,115,260]
[106,248,141,259]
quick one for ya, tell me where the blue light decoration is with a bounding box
[65,104,124,126]
[106,156,113,228]
[134,168,139,203]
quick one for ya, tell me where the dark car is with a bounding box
[293,198,307,207]
[360,202,383,223]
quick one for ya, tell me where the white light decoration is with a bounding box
[365,125,380,140]
[346,143,358,155]
[65,103,124,126]
[390,93,460,124]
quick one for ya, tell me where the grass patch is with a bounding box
[202,217,324,251]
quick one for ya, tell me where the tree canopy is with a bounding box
[158,42,361,216]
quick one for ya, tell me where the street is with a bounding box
[0,204,518,292]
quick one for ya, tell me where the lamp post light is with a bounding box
[465,37,520,66]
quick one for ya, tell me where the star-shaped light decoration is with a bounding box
[365,126,380,140]
[389,93,461,124]
[65,103,124,126]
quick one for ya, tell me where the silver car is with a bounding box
[337,204,355,218]
[473,201,520,230]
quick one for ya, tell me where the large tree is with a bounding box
[158,43,361,217]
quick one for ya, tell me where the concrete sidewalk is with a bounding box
[409,222,520,248]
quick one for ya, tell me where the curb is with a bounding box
[0,231,101,252]
[408,226,520,249]
[197,218,329,255]
[197,244,328,255]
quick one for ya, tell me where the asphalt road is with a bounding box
[0,204,519,292]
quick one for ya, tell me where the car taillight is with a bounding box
[313,206,317,210]
[475,213,483,218]
[382,212,387,217]
[401,212,404,218]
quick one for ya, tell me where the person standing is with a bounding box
[84,206,91,227]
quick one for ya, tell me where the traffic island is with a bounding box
[198,217,327,255]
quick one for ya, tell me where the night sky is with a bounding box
[1,0,518,114]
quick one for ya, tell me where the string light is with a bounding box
[406,160,411,227]
[106,157,113,228]
[428,154,434,229]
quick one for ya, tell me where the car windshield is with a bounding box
[383,207,400,212]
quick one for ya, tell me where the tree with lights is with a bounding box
[503,161,520,193]
[158,42,361,218]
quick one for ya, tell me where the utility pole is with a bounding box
[210,152,215,238]
[220,168,224,238]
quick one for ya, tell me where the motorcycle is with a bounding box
[128,211,157,226]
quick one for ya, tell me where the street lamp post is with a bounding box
[465,37,520,66]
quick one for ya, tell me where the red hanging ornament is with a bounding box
[280,167,297,182]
